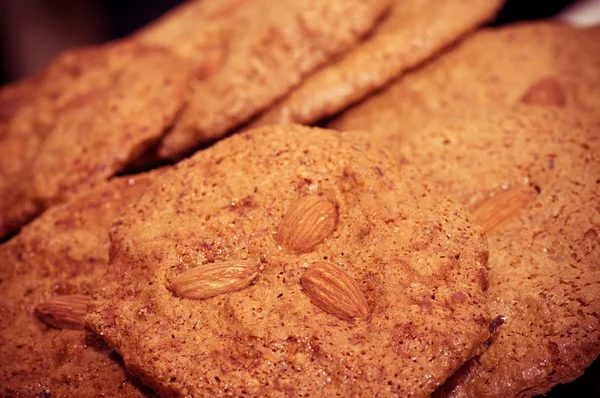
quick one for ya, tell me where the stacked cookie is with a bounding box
[331,22,600,397]
[1,1,598,397]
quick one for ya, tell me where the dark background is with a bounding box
[0,0,598,397]
[0,0,585,84]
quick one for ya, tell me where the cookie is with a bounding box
[249,0,504,129]
[0,41,193,239]
[135,0,391,159]
[357,105,600,397]
[331,22,600,141]
[86,125,490,397]
[0,172,159,397]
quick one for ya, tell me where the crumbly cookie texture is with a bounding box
[87,125,489,397]
[354,104,600,397]
[249,0,504,128]
[330,22,600,144]
[0,42,192,239]
[137,0,391,159]
[0,173,159,397]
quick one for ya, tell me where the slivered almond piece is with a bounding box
[35,294,91,330]
[520,77,565,107]
[301,262,369,321]
[277,196,338,253]
[472,187,536,234]
[171,260,261,300]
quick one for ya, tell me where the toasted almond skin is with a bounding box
[171,260,261,300]
[35,294,91,330]
[277,196,338,254]
[520,76,565,107]
[472,187,536,234]
[301,261,369,321]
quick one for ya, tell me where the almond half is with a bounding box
[35,294,91,330]
[171,260,261,300]
[520,77,565,107]
[472,187,536,234]
[277,196,338,254]
[301,262,369,321]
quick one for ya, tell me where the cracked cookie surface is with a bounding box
[0,41,192,240]
[339,104,600,397]
[87,125,489,397]
[331,22,600,144]
[0,173,158,397]
[250,0,504,128]
[422,108,600,398]
[136,0,391,159]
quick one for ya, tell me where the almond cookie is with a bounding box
[249,0,504,129]
[356,106,600,397]
[0,172,160,397]
[0,41,193,240]
[135,0,391,159]
[87,125,490,397]
[331,22,600,142]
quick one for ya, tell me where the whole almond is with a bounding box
[35,294,91,330]
[301,262,369,321]
[277,196,338,253]
[171,260,261,300]
[472,187,536,234]
[520,77,565,107]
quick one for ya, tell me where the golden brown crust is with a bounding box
[338,101,600,396]
[87,125,489,397]
[250,0,505,128]
[420,108,600,398]
[0,0,389,237]
[0,173,158,397]
[328,23,600,396]
[0,41,193,239]
[331,22,600,143]
[141,0,392,159]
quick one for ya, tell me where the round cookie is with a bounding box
[87,125,490,397]
[0,173,158,397]
[330,22,600,144]
[396,107,600,397]
[249,0,504,129]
